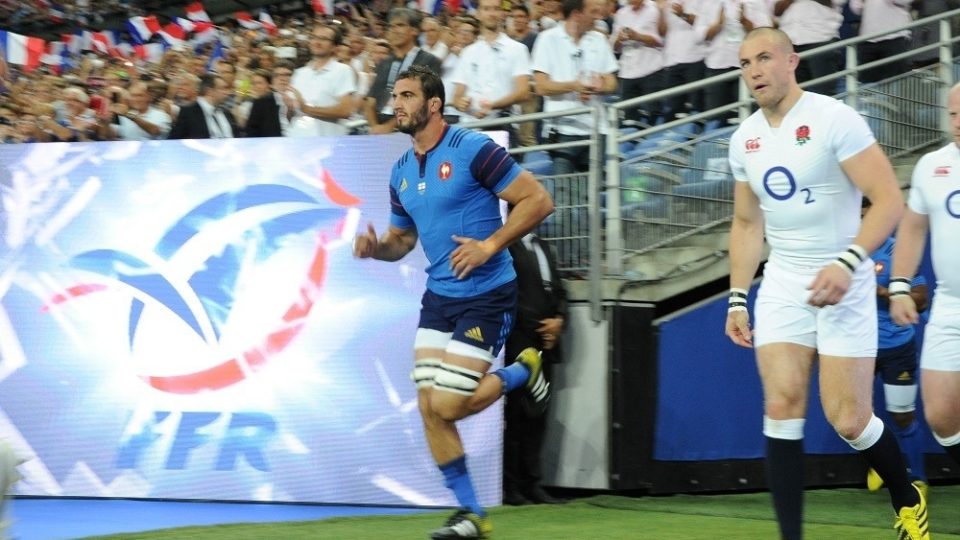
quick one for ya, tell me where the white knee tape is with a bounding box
[433,363,484,396]
[411,358,442,389]
[883,384,917,414]
[843,415,885,451]
[763,416,805,440]
[932,429,960,448]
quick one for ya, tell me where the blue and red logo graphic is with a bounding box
[43,171,360,395]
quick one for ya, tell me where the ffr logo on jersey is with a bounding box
[934,166,951,177]
[745,138,762,153]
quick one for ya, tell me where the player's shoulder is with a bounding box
[913,142,956,177]
[393,148,416,172]
[800,92,861,124]
[731,109,767,142]
[582,29,609,47]
[446,125,490,150]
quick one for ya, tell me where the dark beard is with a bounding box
[396,102,430,135]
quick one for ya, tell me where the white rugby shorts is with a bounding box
[754,261,877,358]
[920,295,960,371]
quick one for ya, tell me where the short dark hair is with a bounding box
[199,74,225,96]
[252,69,272,85]
[388,7,423,31]
[396,64,445,108]
[561,0,583,19]
[512,4,530,15]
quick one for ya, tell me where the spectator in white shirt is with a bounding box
[290,23,357,137]
[102,82,171,141]
[697,0,771,124]
[451,0,532,145]
[532,0,618,173]
[772,0,844,95]
[661,0,708,120]
[850,0,913,83]
[610,0,666,125]
[421,16,450,60]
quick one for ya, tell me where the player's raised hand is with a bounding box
[354,222,379,258]
[450,235,495,279]
[890,295,920,326]
[806,264,851,307]
[725,310,753,348]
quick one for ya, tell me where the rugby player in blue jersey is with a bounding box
[862,199,930,500]
[354,64,554,539]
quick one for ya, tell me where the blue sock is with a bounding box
[493,362,530,393]
[440,455,484,517]
[895,421,927,483]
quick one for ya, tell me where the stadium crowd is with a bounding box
[0,0,947,145]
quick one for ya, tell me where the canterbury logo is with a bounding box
[898,371,912,382]
[464,326,484,342]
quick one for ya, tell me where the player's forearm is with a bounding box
[487,192,554,253]
[729,218,764,290]
[854,193,903,255]
[373,231,417,262]
[535,76,579,97]
[890,215,927,281]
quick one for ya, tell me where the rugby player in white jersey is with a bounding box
[888,82,960,475]
[725,27,929,540]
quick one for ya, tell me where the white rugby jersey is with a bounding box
[729,92,875,268]
[908,143,960,301]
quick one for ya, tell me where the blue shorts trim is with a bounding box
[876,340,918,386]
[419,281,517,358]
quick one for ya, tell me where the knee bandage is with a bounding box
[883,383,918,414]
[411,358,442,389]
[433,363,483,396]
[763,416,806,440]
[932,429,960,448]
[843,415,885,451]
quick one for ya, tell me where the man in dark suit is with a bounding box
[363,7,443,134]
[504,231,567,506]
[168,74,236,140]
[244,70,285,138]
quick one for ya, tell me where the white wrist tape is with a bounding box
[728,288,748,312]
[888,277,912,296]
[834,244,868,275]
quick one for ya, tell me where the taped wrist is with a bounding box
[729,287,748,313]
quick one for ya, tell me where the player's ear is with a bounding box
[431,96,441,113]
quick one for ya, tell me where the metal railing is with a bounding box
[459,9,960,320]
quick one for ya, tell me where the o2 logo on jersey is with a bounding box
[947,189,960,219]
[745,138,762,153]
[44,181,361,394]
[763,166,815,204]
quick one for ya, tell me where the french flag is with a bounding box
[0,30,45,71]
[311,0,331,16]
[186,1,211,22]
[49,3,65,23]
[191,21,218,45]
[259,12,277,37]
[158,22,187,47]
[423,0,462,15]
[62,32,82,55]
[127,16,161,44]
[41,41,64,72]
[134,43,165,64]
[235,11,261,30]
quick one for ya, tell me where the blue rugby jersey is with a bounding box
[389,125,522,297]
[873,236,926,349]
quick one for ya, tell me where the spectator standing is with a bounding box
[660,0,708,120]
[289,24,357,137]
[452,0,532,145]
[422,16,451,60]
[531,0,618,173]
[696,0,771,124]
[773,0,844,95]
[101,82,171,141]
[503,230,567,506]
[168,74,236,139]
[365,8,443,134]
[610,0,666,125]
[849,0,913,83]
